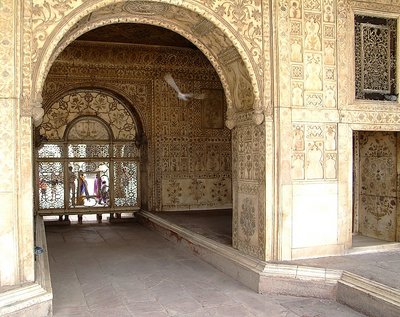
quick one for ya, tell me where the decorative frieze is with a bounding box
[340,110,400,125]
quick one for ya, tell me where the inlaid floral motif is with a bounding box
[210,178,229,202]
[189,179,206,203]
[166,180,182,205]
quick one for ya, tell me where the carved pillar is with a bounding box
[0,0,34,290]
[231,110,271,260]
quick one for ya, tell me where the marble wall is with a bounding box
[276,0,344,259]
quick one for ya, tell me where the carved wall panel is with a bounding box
[153,73,231,211]
[278,0,338,109]
[291,123,337,180]
[357,131,398,241]
[44,41,231,212]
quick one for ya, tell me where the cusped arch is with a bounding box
[32,0,262,127]
[43,85,146,139]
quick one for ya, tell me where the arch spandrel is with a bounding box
[31,0,264,127]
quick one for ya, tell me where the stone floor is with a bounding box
[46,223,366,317]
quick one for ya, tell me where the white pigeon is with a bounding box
[164,73,206,101]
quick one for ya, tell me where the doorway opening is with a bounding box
[352,130,400,251]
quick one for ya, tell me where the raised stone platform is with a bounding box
[136,210,400,317]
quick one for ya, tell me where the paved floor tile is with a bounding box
[46,223,366,317]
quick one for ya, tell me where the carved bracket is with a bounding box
[225,108,265,130]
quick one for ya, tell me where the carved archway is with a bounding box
[31,0,264,128]
[29,0,270,261]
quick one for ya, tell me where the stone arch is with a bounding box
[31,0,263,128]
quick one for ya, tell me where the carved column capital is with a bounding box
[252,110,264,126]
[31,94,44,127]
[225,107,236,129]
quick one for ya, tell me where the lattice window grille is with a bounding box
[355,15,397,100]
[36,123,140,213]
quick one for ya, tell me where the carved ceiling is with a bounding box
[76,23,198,49]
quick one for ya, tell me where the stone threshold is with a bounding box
[346,243,400,255]
[136,210,400,317]
[0,216,53,316]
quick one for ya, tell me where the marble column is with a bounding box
[0,0,34,289]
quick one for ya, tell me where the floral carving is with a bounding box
[210,178,228,202]
[210,0,262,65]
[358,131,398,241]
[32,0,82,63]
[188,179,206,203]
[166,180,182,205]
[240,197,256,240]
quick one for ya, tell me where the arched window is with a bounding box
[35,90,141,216]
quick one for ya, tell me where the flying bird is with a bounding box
[164,73,207,101]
